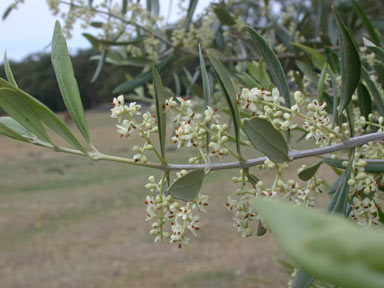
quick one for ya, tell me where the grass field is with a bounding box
[0,110,335,288]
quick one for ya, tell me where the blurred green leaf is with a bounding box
[352,0,381,46]
[325,48,340,75]
[244,117,289,163]
[168,170,205,202]
[113,54,172,94]
[213,4,235,26]
[186,0,198,30]
[292,269,314,288]
[152,68,167,160]
[291,42,327,71]
[52,21,91,144]
[248,27,291,107]
[332,8,361,116]
[298,161,322,181]
[91,50,107,83]
[2,4,13,20]
[252,198,384,288]
[199,46,211,154]
[317,63,327,103]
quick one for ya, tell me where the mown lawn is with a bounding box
[0,110,333,288]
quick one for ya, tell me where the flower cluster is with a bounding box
[144,173,209,247]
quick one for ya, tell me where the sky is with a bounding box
[0,0,209,62]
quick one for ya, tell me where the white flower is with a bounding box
[125,102,141,116]
[111,95,127,122]
[116,119,136,138]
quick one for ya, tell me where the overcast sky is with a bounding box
[0,0,209,62]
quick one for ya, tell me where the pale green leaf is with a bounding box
[291,42,327,71]
[152,68,166,159]
[252,198,384,288]
[298,161,322,181]
[52,21,91,144]
[168,170,205,202]
[208,53,241,156]
[247,27,291,107]
[3,51,17,87]
[244,117,289,163]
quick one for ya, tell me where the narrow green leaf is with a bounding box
[352,0,381,46]
[208,53,241,156]
[361,67,384,115]
[363,38,384,63]
[168,170,205,202]
[90,21,103,28]
[113,54,172,94]
[327,174,344,195]
[186,0,198,30]
[3,51,17,87]
[324,158,384,173]
[2,4,13,20]
[52,21,90,144]
[83,33,142,47]
[252,198,384,288]
[258,59,271,89]
[357,82,372,118]
[325,48,340,75]
[0,79,86,152]
[213,5,235,26]
[326,159,353,215]
[317,63,327,103]
[244,117,289,163]
[298,161,322,181]
[199,45,211,154]
[152,68,166,159]
[122,0,128,14]
[247,27,291,107]
[0,87,51,143]
[243,73,259,89]
[91,50,107,83]
[291,42,327,71]
[0,116,33,142]
[332,8,361,116]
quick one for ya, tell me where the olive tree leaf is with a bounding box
[352,1,381,47]
[91,50,107,83]
[0,116,33,142]
[361,67,384,115]
[324,158,384,173]
[291,42,327,71]
[199,45,211,153]
[3,51,17,87]
[213,4,235,26]
[252,198,384,288]
[2,4,13,20]
[244,117,289,163]
[363,38,384,63]
[247,27,291,108]
[168,170,205,202]
[317,63,327,103]
[0,79,87,152]
[298,161,323,181]
[292,269,314,288]
[51,21,91,144]
[332,8,361,116]
[357,82,372,119]
[0,87,51,143]
[113,54,172,94]
[326,159,353,215]
[152,67,166,159]
[208,53,241,156]
[186,0,198,30]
